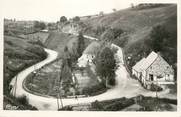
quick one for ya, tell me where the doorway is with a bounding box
[149,74,154,81]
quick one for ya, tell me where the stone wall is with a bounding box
[146,55,174,81]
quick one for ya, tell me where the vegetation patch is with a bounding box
[3,34,47,110]
[89,95,177,111]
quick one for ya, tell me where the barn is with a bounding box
[132,51,175,89]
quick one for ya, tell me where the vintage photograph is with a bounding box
[2,0,177,111]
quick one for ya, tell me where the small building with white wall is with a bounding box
[132,51,174,89]
[77,41,100,68]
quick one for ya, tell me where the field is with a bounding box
[4,35,47,110]
[45,31,92,57]
[18,31,49,43]
[80,4,177,72]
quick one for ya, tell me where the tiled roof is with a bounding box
[132,51,158,72]
[142,51,158,70]
[133,58,146,72]
[83,41,101,55]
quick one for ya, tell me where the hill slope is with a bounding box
[80,4,177,75]
[4,35,47,109]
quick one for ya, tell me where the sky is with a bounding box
[1,0,134,22]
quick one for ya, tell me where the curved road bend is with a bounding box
[9,36,176,110]
[9,46,128,110]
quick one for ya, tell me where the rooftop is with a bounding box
[133,51,158,72]
[83,41,101,55]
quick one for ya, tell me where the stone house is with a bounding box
[132,51,174,89]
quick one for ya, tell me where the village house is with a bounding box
[132,51,174,89]
[58,22,80,34]
[77,41,101,67]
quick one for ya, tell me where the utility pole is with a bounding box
[56,90,60,110]
[58,60,64,109]
[14,74,18,97]
[156,76,159,111]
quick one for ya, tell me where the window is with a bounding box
[149,74,154,81]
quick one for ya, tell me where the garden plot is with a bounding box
[25,58,102,98]
[74,69,99,91]
[25,60,62,97]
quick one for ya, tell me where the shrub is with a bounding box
[91,97,135,111]
[26,45,47,59]
[17,95,28,105]
[104,99,135,111]
[91,100,104,110]
[82,82,106,96]
[150,83,162,92]
[28,39,45,47]
[58,106,73,111]
[101,28,124,41]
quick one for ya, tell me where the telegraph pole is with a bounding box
[33,65,37,84]
[56,91,60,110]
[14,74,18,97]
[156,76,159,111]
[58,60,64,109]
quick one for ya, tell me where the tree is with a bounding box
[99,11,104,16]
[39,22,46,30]
[34,21,46,30]
[77,32,85,57]
[60,16,67,23]
[112,8,117,12]
[60,47,73,94]
[60,58,72,93]
[149,25,170,52]
[101,28,123,41]
[73,16,80,22]
[95,47,117,87]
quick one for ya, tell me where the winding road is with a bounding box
[9,34,176,110]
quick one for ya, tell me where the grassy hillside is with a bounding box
[18,31,49,43]
[80,4,177,76]
[45,31,92,58]
[4,35,47,110]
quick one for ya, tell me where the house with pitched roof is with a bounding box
[132,51,174,89]
[77,41,101,67]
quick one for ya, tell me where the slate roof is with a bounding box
[132,51,158,72]
[83,41,101,55]
[132,58,146,72]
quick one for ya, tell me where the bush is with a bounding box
[150,83,162,92]
[34,21,46,30]
[113,35,128,48]
[91,97,135,111]
[101,28,124,41]
[58,106,73,111]
[82,82,107,96]
[159,98,177,105]
[26,45,47,59]
[17,96,28,105]
[28,40,45,47]
[91,100,104,110]
[104,99,135,111]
